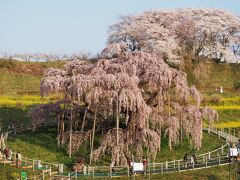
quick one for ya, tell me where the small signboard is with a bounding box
[230,148,238,157]
[21,172,27,180]
[133,163,144,172]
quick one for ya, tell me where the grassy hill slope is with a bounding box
[0,59,239,179]
[0,59,65,95]
[0,59,239,95]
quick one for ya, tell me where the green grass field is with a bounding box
[6,126,225,168]
[0,165,42,180]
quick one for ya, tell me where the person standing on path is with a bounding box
[16,152,22,168]
[183,153,188,168]
[3,146,9,160]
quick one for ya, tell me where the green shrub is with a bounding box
[234,81,240,90]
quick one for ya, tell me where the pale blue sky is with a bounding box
[0,0,239,55]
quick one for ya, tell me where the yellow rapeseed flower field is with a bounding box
[214,121,240,128]
[0,94,62,107]
[209,105,240,110]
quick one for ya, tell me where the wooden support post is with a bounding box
[116,96,120,165]
[92,167,95,178]
[127,165,129,176]
[165,161,168,170]
[161,163,163,174]
[208,151,211,159]
[42,171,45,180]
[33,160,35,170]
[90,106,97,165]
[69,105,73,158]
[57,119,60,147]
[221,146,224,155]
[81,107,88,132]
[192,160,194,170]
[89,133,92,147]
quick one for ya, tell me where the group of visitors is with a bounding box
[0,133,22,168]
[183,153,197,168]
[0,133,12,161]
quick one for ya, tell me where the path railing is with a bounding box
[0,120,239,179]
[53,127,239,178]
[0,120,62,179]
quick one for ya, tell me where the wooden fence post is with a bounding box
[92,166,95,178]
[221,146,224,155]
[148,165,150,177]
[87,165,89,176]
[32,160,35,170]
[109,165,112,177]
[208,151,211,159]
[161,163,163,174]
[173,159,176,171]
[127,165,129,176]
[144,163,146,175]
[13,126,16,135]
[205,156,208,167]
[165,161,168,170]
[153,162,155,173]
[49,167,52,177]
[75,169,78,178]
[218,153,221,165]
[178,160,180,172]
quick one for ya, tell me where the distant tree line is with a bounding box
[0,52,94,62]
